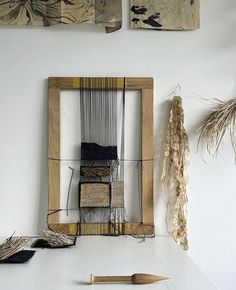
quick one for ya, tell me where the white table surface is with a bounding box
[0,236,216,290]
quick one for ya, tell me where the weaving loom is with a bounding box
[48,77,154,236]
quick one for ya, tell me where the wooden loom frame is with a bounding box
[48,77,154,236]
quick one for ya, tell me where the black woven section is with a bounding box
[81,143,118,161]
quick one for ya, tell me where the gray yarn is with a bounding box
[80,78,117,146]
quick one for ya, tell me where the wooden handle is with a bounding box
[91,275,131,284]
[90,273,169,284]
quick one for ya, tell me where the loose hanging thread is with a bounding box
[161,96,189,250]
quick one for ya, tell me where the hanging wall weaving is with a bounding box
[0,0,122,33]
[130,0,199,30]
[48,77,154,236]
[161,96,189,250]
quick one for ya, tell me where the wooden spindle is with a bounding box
[90,273,169,284]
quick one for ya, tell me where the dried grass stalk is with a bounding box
[42,230,75,247]
[0,236,31,260]
[161,96,189,251]
[198,98,236,157]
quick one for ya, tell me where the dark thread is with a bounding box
[66,167,75,216]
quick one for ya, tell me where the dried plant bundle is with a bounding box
[0,237,31,261]
[42,230,75,247]
[198,98,236,157]
[161,96,189,250]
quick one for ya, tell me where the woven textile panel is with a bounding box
[111,181,124,208]
[80,183,110,207]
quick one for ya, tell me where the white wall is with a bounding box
[0,1,235,289]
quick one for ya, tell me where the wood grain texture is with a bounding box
[48,87,60,159]
[141,88,154,225]
[91,275,131,284]
[141,161,154,225]
[48,223,154,236]
[49,77,153,90]
[142,89,153,160]
[91,273,168,284]
[48,160,60,223]
[124,223,154,235]
[48,77,73,89]
[49,223,78,235]
[126,78,153,89]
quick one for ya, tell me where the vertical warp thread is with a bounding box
[80,77,117,146]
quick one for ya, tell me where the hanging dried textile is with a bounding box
[161,96,189,250]
[0,0,122,33]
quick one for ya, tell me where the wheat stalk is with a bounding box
[198,98,236,158]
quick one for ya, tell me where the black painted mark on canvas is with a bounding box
[131,5,148,15]
[132,18,140,24]
[190,0,194,5]
[143,13,162,28]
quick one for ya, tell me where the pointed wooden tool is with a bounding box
[90,273,169,284]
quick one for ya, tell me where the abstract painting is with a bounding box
[0,0,122,32]
[130,0,199,30]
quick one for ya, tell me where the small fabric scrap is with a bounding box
[0,0,122,33]
[0,236,34,263]
[0,236,31,261]
[0,250,35,264]
[130,0,199,30]
[32,230,76,248]
[32,237,76,248]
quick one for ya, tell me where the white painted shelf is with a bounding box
[0,236,216,290]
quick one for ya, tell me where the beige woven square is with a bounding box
[111,181,124,208]
[80,183,110,207]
